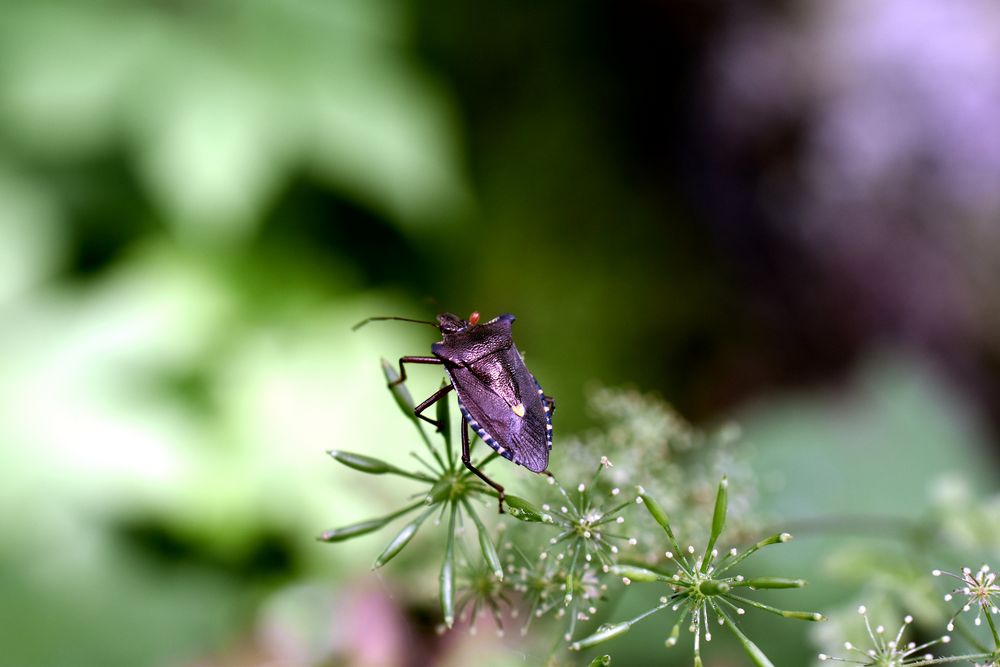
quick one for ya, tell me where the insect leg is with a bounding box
[413,383,454,431]
[389,356,442,386]
[531,374,555,415]
[461,415,506,513]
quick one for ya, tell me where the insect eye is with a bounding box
[468,311,480,325]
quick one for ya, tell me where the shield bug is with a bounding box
[353,311,554,512]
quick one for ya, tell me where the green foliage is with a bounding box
[323,370,823,664]
[0,0,469,243]
[321,368,1000,665]
[319,361,505,627]
[560,387,761,551]
[571,478,822,665]
[3,2,998,666]
[818,605,993,666]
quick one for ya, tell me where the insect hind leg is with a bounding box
[531,374,555,415]
[460,415,505,513]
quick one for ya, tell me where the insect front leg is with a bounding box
[413,383,454,431]
[389,355,442,386]
[388,356,450,430]
[461,415,505,513]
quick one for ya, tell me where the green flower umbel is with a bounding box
[934,565,1000,638]
[502,457,635,642]
[818,607,951,666]
[318,365,505,629]
[570,477,823,666]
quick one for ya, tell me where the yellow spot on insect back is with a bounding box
[512,402,526,417]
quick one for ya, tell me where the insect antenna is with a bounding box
[351,316,438,332]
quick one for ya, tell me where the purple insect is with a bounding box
[353,311,554,512]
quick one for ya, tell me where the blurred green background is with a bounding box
[3,0,1000,665]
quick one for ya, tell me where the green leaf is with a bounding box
[328,449,397,473]
[718,607,775,667]
[373,505,436,568]
[637,490,681,556]
[328,449,429,481]
[462,499,503,580]
[439,503,457,628]
[317,517,392,543]
[570,623,630,651]
[741,577,806,589]
[724,592,825,622]
[703,476,727,571]
[504,495,548,523]
[477,529,503,581]
[760,532,792,547]
[780,610,824,621]
[381,358,416,418]
[317,499,423,542]
[609,564,670,583]
[587,656,611,667]
[664,620,681,647]
[382,360,449,472]
[436,380,452,463]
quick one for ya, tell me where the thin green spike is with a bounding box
[440,502,458,628]
[715,603,776,667]
[462,499,503,580]
[317,499,424,542]
[328,449,433,481]
[373,505,437,568]
[702,476,727,572]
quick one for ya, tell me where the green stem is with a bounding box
[908,654,996,666]
[715,533,789,577]
[414,421,448,474]
[714,603,775,667]
[987,611,1000,652]
[589,461,607,493]
[593,498,635,526]
[467,485,499,499]
[724,593,822,621]
[410,451,441,477]
[569,598,679,651]
[396,469,436,483]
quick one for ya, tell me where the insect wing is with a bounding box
[449,348,550,473]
